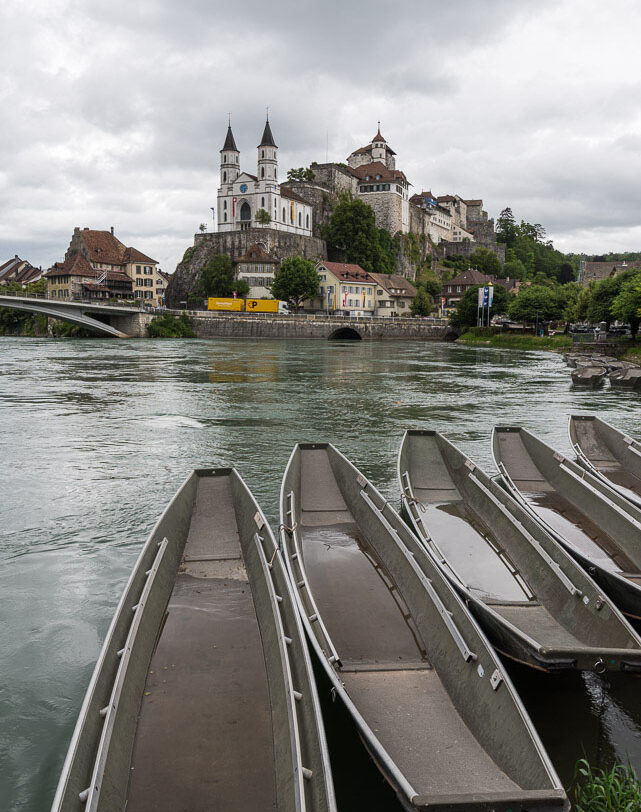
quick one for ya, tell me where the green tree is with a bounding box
[287,167,316,182]
[325,197,387,274]
[612,272,641,339]
[469,246,502,276]
[508,285,564,324]
[587,274,623,330]
[410,289,432,317]
[496,207,517,245]
[194,254,249,302]
[255,208,271,225]
[442,255,469,273]
[557,262,575,284]
[198,223,207,232]
[450,284,509,328]
[271,256,319,311]
[421,279,442,299]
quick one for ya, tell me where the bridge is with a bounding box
[0,294,145,337]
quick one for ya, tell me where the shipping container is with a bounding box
[245,299,278,313]
[207,298,244,311]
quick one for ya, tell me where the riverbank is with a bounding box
[457,328,572,351]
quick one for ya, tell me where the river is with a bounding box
[1,336,640,810]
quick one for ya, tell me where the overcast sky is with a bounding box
[2,0,641,272]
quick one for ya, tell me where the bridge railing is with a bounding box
[0,288,146,309]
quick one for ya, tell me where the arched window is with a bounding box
[223,200,227,210]
[282,207,286,221]
[223,171,226,182]
[223,212,227,222]
[261,197,265,207]
[306,214,309,229]
[261,167,265,178]
[240,201,251,221]
[262,150,264,158]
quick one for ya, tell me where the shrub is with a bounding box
[148,314,195,338]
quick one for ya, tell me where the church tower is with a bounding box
[257,117,278,183]
[220,122,240,186]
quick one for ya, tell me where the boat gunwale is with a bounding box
[281,441,567,809]
[397,429,641,669]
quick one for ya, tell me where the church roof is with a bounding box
[280,185,309,204]
[372,127,386,143]
[259,118,277,147]
[221,124,238,152]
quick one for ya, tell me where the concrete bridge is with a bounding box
[0,294,147,337]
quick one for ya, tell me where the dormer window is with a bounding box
[376,174,381,180]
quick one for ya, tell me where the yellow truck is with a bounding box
[208,298,290,314]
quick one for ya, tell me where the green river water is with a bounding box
[1,336,641,810]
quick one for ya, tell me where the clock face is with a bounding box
[239,183,247,193]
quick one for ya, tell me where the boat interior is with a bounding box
[571,417,641,501]
[296,446,524,799]
[400,433,595,653]
[126,472,277,811]
[495,429,638,578]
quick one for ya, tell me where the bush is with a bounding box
[573,758,641,811]
[148,314,195,338]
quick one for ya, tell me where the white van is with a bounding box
[278,302,290,315]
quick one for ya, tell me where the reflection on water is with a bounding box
[2,336,641,810]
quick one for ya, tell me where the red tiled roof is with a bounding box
[437,195,456,203]
[46,253,95,278]
[279,185,309,205]
[447,268,494,287]
[349,161,407,184]
[368,273,417,297]
[122,246,157,265]
[77,230,127,265]
[318,261,374,283]
[236,243,277,264]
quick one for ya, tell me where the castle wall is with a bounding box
[166,228,326,307]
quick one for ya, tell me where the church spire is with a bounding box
[222,122,238,152]
[258,116,277,148]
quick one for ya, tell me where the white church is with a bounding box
[216,118,313,237]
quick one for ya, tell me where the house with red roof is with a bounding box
[45,227,161,304]
[314,260,377,314]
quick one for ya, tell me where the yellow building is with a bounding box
[314,261,376,314]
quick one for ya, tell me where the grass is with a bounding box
[457,327,572,350]
[621,344,641,364]
[573,758,641,811]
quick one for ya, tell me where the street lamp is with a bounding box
[210,207,215,231]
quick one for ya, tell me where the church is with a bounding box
[216,118,313,237]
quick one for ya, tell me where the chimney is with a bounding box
[110,226,114,235]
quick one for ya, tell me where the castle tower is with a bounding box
[371,123,388,165]
[220,122,240,186]
[257,117,278,183]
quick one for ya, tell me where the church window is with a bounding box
[261,167,265,178]
[298,212,301,227]
[223,200,227,210]
[283,207,286,221]
[223,171,227,182]
[262,150,264,158]
[224,213,227,222]
[261,197,265,207]
[306,214,309,228]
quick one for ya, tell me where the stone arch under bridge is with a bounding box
[327,326,362,340]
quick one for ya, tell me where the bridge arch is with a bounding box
[328,326,362,340]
